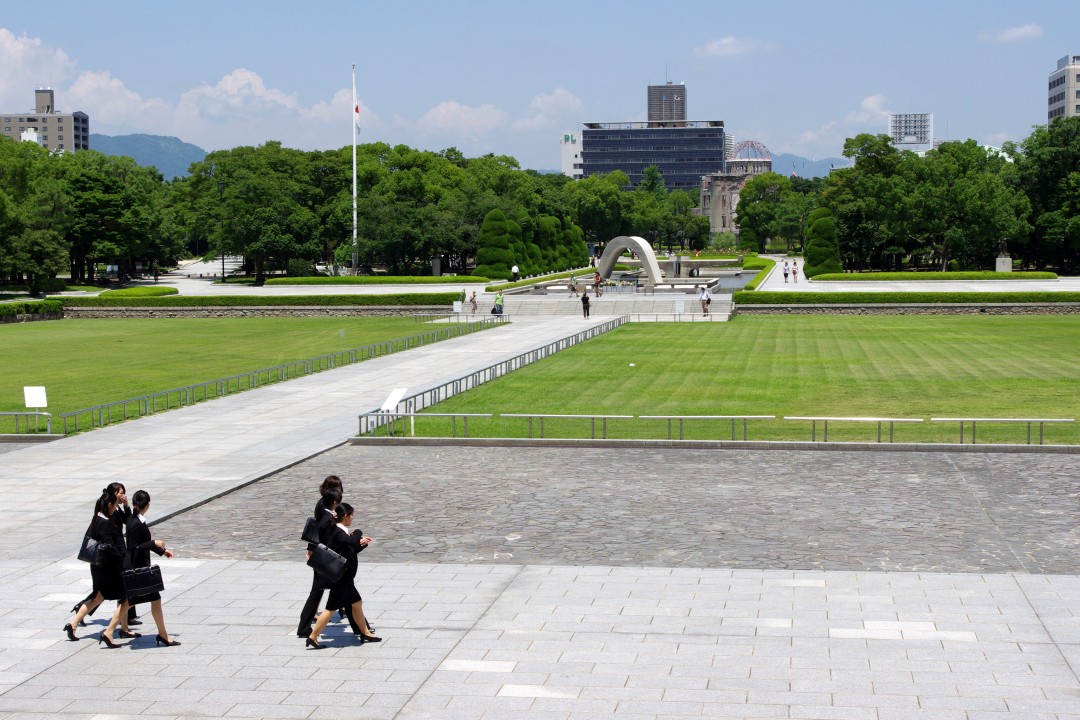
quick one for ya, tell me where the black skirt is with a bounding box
[91,562,125,601]
[327,583,360,609]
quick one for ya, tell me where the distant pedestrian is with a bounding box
[151,261,160,283]
[469,291,477,314]
[783,261,790,283]
[593,271,603,297]
[511,264,519,282]
[494,290,504,315]
[792,261,799,283]
[698,285,711,316]
[581,291,590,318]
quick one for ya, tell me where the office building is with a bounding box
[559,131,583,179]
[647,82,686,124]
[1048,54,1080,122]
[580,120,727,192]
[0,87,90,153]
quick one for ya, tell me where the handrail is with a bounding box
[784,416,924,443]
[639,415,776,441]
[357,317,628,436]
[49,317,505,436]
[358,410,490,440]
[501,413,634,439]
[930,417,1075,445]
[0,411,52,434]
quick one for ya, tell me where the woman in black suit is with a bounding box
[63,488,130,647]
[71,482,132,625]
[306,502,381,649]
[126,490,180,647]
[296,476,343,637]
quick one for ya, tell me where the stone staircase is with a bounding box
[501,294,734,322]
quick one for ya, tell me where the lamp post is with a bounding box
[217,180,225,282]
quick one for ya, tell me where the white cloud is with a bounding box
[416,101,508,137]
[514,87,583,130]
[694,36,765,58]
[0,28,77,111]
[978,23,1041,44]
[844,94,890,125]
[781,95,892,156]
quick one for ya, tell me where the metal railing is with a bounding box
[0,411,52,434]
[51,317,505,436]
[930,417,1075,445]
[784,416,924,443]
[501,413,634,439]
[358,316,627,435]
[360,411,492,438]
[640,415,776,441]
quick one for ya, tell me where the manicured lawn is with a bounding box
[414,316,1080,444]
[0,317,436,416]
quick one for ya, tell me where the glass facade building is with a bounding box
[580,121,727,192]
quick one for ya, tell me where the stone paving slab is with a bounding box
[3,558,1080,719]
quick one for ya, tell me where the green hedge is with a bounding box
[485,267,592,292]
[0,299,63,318]
[265,275,488,285]
[734,291,1080,305]
[742,257,771,271]
[741,258,776,290]
[811,271,1058,281]
[100,286,179,297]
[59,293,461,308]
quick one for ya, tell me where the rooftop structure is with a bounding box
[0,87,89,153]
[1048,54,1080,122]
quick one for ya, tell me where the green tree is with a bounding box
[803,209,842,278]
[473,208,514,279]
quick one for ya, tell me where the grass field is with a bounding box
[411,316,1080,445]
[0,317,437,415]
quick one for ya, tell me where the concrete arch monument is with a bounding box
[596,236,663,285]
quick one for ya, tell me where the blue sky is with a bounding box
[1,1,1076,170]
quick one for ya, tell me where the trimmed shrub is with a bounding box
[266,275,488,285]
[58,293,461,308]
[734,291,1080,305]
[100,286,179,297]
[473,209,515,280]
[0,299,63,320]
[803,215,842,278]
[741,258,776,290]
[810,271,1058,281]
[287,258,317,277]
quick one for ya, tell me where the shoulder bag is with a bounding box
[307,542,346,583]
[300,516,320,544]
[123,565,165,596]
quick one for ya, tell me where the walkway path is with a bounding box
[2,313,1079,719]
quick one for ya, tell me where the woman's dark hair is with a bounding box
[335,502,353,521]
[319,475,343,495]
[132,490,151,512]
[316,488,342,516]
[106,481,126,498]
[91,487,117,526]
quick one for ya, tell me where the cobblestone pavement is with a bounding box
[160,444,1080,574]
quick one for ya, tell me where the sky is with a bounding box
[1,1,1078,170]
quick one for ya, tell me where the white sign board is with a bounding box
[24,386,47,409]
[380,388,408,412]
[453,301,463,314]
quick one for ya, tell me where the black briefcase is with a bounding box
[307,543,346,582]
[300,516,320,544]
[123,565,165,596]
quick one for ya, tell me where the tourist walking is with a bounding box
[64,488,131,647]
[468,291,477,314]
[783,261,790,283]
[306,503,382,648]
[297,476,343,637]
[593,271,603,297]
[581,291,590,318]
[698,285,711,316]
[511,264,519,282]
[792,261,799,283]
[126,490,180,646]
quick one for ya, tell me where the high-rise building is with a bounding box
[580,120,726,192]
[559,131,583,179]
[0,87,90,153]
[647,82,686,125]
[1048,54,1080,122]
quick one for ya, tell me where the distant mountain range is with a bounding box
[88,133,849,182]
[90,134,207,180]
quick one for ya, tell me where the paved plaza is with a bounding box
[1,312,1079,719]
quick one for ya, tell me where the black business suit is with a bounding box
[126,515,166,603]
[76,506,131,613]
[296,502,339,636]
[88,515,126,601]
[326,524,367,635]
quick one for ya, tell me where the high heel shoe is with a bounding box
[359,634,382,644]
[154,634,180,647]
[98,633,119,649]
[117,629,141,639]
[305,636,324,650]
[62,623,77,642]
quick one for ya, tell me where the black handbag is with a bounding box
[300,516,320,544]
[307,543,346,582]
[77,533,111,566]
[123,565,165,596]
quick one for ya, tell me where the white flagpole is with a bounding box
[352,64,359,273]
